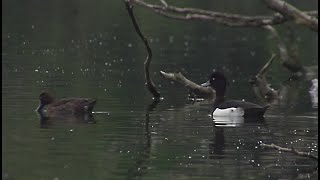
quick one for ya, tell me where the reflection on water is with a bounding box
[126,100,159,179]
[2,0,318,179]
[38,112,96,129]
[213,116,245,127]
[209,127,225,158]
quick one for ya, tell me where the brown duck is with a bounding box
[36,91,97,116]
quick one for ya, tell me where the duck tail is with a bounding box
[85,99,97,112]
[90,99,97,105]
[90,99,97,106]
[262,105,270,114]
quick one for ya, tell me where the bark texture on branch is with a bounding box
[160,71,215,98]
[131,0,317,29]
[250,54,279,102]
[124,0,161,99]
[260,143,318,161]
[263,25,304,73]
[264,0,318,31]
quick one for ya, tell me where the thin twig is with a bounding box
[250,54,279,102]
[124,0,161,99]
[257,54,276,76]
[260,143,318,161]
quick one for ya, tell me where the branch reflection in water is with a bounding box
[126,99,160,179]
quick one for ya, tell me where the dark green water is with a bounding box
[2,0,318,179]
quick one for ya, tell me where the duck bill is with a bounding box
[201,81,211,87]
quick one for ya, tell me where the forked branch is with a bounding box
[130,0,318,30]
[264,0,318,31]
[263,25,304,73]
[250,54,279,102]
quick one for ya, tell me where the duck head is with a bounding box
[201,71,227,97]
[36,91,54,112]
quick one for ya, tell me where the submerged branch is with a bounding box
[160,71,214,98]
[131,0,317,28]
[260,143,318,161]
[124,0,161,99]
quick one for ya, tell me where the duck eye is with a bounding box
[212,78,215,81]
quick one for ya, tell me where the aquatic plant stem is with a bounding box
[124,0,161,100]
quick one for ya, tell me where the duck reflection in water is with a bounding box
[38,113,96,128]
[209,127,225,159]
[208,117,266,160]
[209,111,265,159]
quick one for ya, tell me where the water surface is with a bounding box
[2,0,318,179]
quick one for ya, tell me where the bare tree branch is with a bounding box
[260,143,318,161]
[250,54,279,102]
[160,71,214,98]
[124,0,161,99]
[159,0,168,7]
[264,0,318,31]
[263,25,304,73]
[257,54,276,76]
[131,0,318,29]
